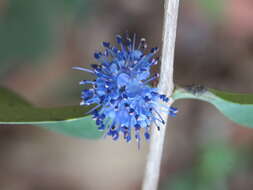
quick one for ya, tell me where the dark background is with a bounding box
[1,0,253,189]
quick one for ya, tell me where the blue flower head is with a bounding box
[73,34,177,145]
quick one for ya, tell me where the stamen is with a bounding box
[144,73,159,84]
[79,80,95,85]
[102,42,110,48]
[132,33,136,51]
[85,104,102,114]
[138,38,147,49]
[72,67,94,74]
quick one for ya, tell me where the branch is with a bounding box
[142,0,180,190]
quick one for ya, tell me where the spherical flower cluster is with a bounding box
[73,34,177,145]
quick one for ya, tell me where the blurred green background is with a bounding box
[1,0,253,189]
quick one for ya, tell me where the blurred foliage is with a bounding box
[60,0,92,18]
[199,144,238,180]
[0,1,52,69]
[161,142,241,190]
[0,0,91,77]
[197,0,224,18]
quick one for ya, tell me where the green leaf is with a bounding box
[0,87,103,139]
[173,85,253,128]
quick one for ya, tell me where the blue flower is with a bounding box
[73,34,177,145]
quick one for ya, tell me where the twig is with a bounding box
[142,0,180,190]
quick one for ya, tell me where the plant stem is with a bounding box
[142,0,180,190]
